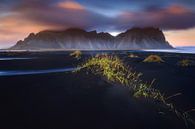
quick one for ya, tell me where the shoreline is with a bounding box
[1,48,195,54]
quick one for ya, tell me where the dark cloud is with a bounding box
[11,1,113,30]
[114,4,195,30]
[77,0,195,11]
[0,0,195,32]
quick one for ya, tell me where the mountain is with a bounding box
[116,27,172,49]
[10,27,173,50]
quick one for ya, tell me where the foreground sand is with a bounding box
[0,51,195,129]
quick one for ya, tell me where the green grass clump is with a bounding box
[133,82,164,100]
[70,50,82,59]
[76,54,195,127]
[178,59,194,67]
[78,54,134,86]
[78,54,164,101]
[143,55,164,63]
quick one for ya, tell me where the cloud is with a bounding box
[0,0,112,48]
[166,4,190,14]
[0,0,195,47]
[5,0,111,30]
[57,1,85,10]
[77,0,195,12]
[114,4,195,30]
[1,0,195,31]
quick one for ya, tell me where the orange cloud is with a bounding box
[57,1,85,10]
[0,15,54,48]
[0,15,48,31]
[166,4,190,15]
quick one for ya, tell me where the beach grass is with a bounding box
[70,50,82,59]
[75,54,195,127]
[143,55,164,63]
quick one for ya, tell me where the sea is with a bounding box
[143,46,195,54]
[0,46,195,54]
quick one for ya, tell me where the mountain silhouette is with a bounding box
[10,27,173,50]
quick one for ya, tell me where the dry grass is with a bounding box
[70,50,82,59]
[75,54,195,127]
[143,55,164,63]
[178,59,194,67]
[77,54,164,101]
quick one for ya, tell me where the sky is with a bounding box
[0,0,195,48]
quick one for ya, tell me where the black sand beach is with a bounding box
[0,51,195,129]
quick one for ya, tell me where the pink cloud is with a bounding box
[57,1,85,10]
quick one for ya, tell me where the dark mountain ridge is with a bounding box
[10,27,173,50]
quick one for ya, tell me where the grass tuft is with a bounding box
[178,59,194,67]
[70,50,82,59]
[143,55,164,63]
[75,54,195,127]
[77,54,164,101]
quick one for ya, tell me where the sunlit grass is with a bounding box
[80,54,141,88]
[76,54,195,127]
[77,54,164,101]
[143,55,164,63]
[178,59,194,67]
[70,50,82,59]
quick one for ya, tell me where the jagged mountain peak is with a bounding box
[117,27,162,37]
[10,27,173,50]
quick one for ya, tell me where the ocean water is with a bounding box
[144,46,195,54]
[0,46,194,76]
[1,46,195,54]
[0,57,33,60]
[0,67,76,76]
